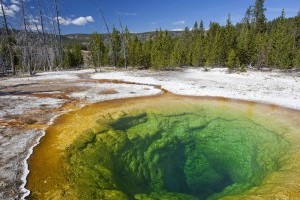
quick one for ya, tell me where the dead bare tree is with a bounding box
[47,8,59,71]
[97,7,118,67]
[40,0,59,71]
[0,0,15,74]
[36,0,52,71]
[19,0,35,75]
[37,0,46,44]
[97,8,111,39]
[118,16,128,69]
[54,0,63,68]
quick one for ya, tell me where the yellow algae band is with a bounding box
[27,95,300,199]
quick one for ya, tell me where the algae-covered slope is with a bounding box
[27,95,300,199]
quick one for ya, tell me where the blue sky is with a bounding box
[1,0,300,34]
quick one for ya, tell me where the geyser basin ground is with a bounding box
[27,94,300,199]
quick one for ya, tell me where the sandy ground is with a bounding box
[0,67,299,199]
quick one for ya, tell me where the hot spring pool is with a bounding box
[27,94,300,199]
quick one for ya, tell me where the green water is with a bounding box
[65,104,289,200]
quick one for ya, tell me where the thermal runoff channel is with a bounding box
[27,95,300,199]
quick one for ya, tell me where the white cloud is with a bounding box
[9,4,20,12]
[10,0,20,5]
[27,24,43,31]
[22,15,42,31]
[3,9,14,17]
[0,3,18,17]
[58,16,72,25]
[28,18,39,24]
[172,20,185,25]
[57,16,94,26]
[71,16,94,26]
[72,17,91,26]
[86,16,94,22]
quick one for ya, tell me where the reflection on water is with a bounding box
[27,94,300,199]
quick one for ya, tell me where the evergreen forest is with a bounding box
[1,0,300,74]
[89,0,300,70]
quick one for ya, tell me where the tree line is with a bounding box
[89,0,300,71]
[1,0,300,76]
[0,0,69,75]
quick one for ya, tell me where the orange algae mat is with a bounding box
[27,94,300,199]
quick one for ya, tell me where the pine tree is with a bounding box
[62,45,83,68]
[199,20,205,33]
[191,20,205,67]
[128,35,138,66]
[205,23,224,66]
[181,27,192,66]
[193,22,198,30]
[73,45,84,67]
[224,14,237,60]
[150,30,160,68]
[90,33,106,71]
[237,8,256,66]
[253,0,267,33]
[161,30,173,67]
[243,6,252,29]
[237,28,256,66]
[295,49,300,68]
[205,22,216,65]
[295,10,300,48]
[136,40,144,67]
[111,27,122,67]
[192,22,199,39]
[120,26,130,69]
[226,49,240,69]
[128,35,145,67]
[295,10,300,68]
[151,30,173,68]
[269,9,294,68]
[142,39,152,68]
[170,39,182,67]
[0,42,10,71]
[256,33,270,68]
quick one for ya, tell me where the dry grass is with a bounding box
[98,89,118,95]
[3,114,38,125]
[23,118,38,125]
[63,86,86,93]
[3,114,20,120]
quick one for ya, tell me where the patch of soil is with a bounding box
[98,89,118,95]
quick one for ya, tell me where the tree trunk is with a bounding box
[97,7,113,69]
[54,0,63,69]
[37,0,50,71]
[118,16,128,69]
[0,0,15,75]
[20,0,34,75]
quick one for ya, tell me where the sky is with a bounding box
[1,0,300,34]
